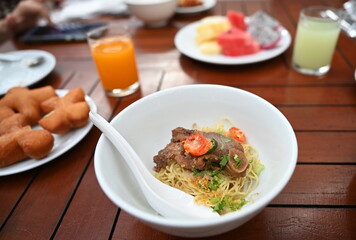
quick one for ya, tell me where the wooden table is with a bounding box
[0,0,355,239]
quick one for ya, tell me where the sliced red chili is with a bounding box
[229,127,246,142]
[183,133,213,156]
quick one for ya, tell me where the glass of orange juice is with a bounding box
[87,25,139,97]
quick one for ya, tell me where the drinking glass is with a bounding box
[292,6,341,76]
[87,25,139,97]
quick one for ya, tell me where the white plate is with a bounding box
[176,0,216,14]
[0,50,56,96]
[0,89,96,176]
[174,19,292,65]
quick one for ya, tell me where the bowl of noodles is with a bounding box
[94,84,298,237]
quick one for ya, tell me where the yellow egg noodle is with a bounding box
[154,118,264,215]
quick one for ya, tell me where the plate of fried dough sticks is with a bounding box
[0,86,96,176]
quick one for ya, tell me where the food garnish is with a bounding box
[183,133,215,156]
[154,120,265,214]
[229,127,246,142]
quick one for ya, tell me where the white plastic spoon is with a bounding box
[89,111,219,219]
[0,53,44,67]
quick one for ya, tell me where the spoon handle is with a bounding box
[0,54,21,62]
[89,112,153,186]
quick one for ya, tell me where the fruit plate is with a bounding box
[0,89,95,176]
[174,19,291,65]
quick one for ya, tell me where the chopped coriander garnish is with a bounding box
[219,155,229,168]
[192,168,210,176]
[210,168,222,177]
[208,176,223,191]
[216,129,225,134]
[212,198,226,211]
[210,197,221,204]
[192,168,222,177]
[234,154,241,168]
[211,197,247,212]
[198,183,208,190]
[192,168,199,175]
[229,198,246,211]
[209,183,218,191]
[252,161,265,175]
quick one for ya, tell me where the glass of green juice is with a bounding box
[292,6,341,76]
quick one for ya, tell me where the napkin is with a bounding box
[51,0,128,24]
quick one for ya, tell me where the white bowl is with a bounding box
[94,84,298,237]
[124,0,178,28]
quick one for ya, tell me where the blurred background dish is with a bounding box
[174,19,291,65]
[176,0,216,14]
[0,50,56,96]
[93,84,298,237]
[123,0,178,28]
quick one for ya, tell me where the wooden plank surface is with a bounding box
[114,208,356,240]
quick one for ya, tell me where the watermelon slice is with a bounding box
[217,27,260,56]
[222,41,260,57]
[227,10,247,31]
[217,28,251,48]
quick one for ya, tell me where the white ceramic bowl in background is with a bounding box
[94,84,298,237]
[124,0,178,28]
